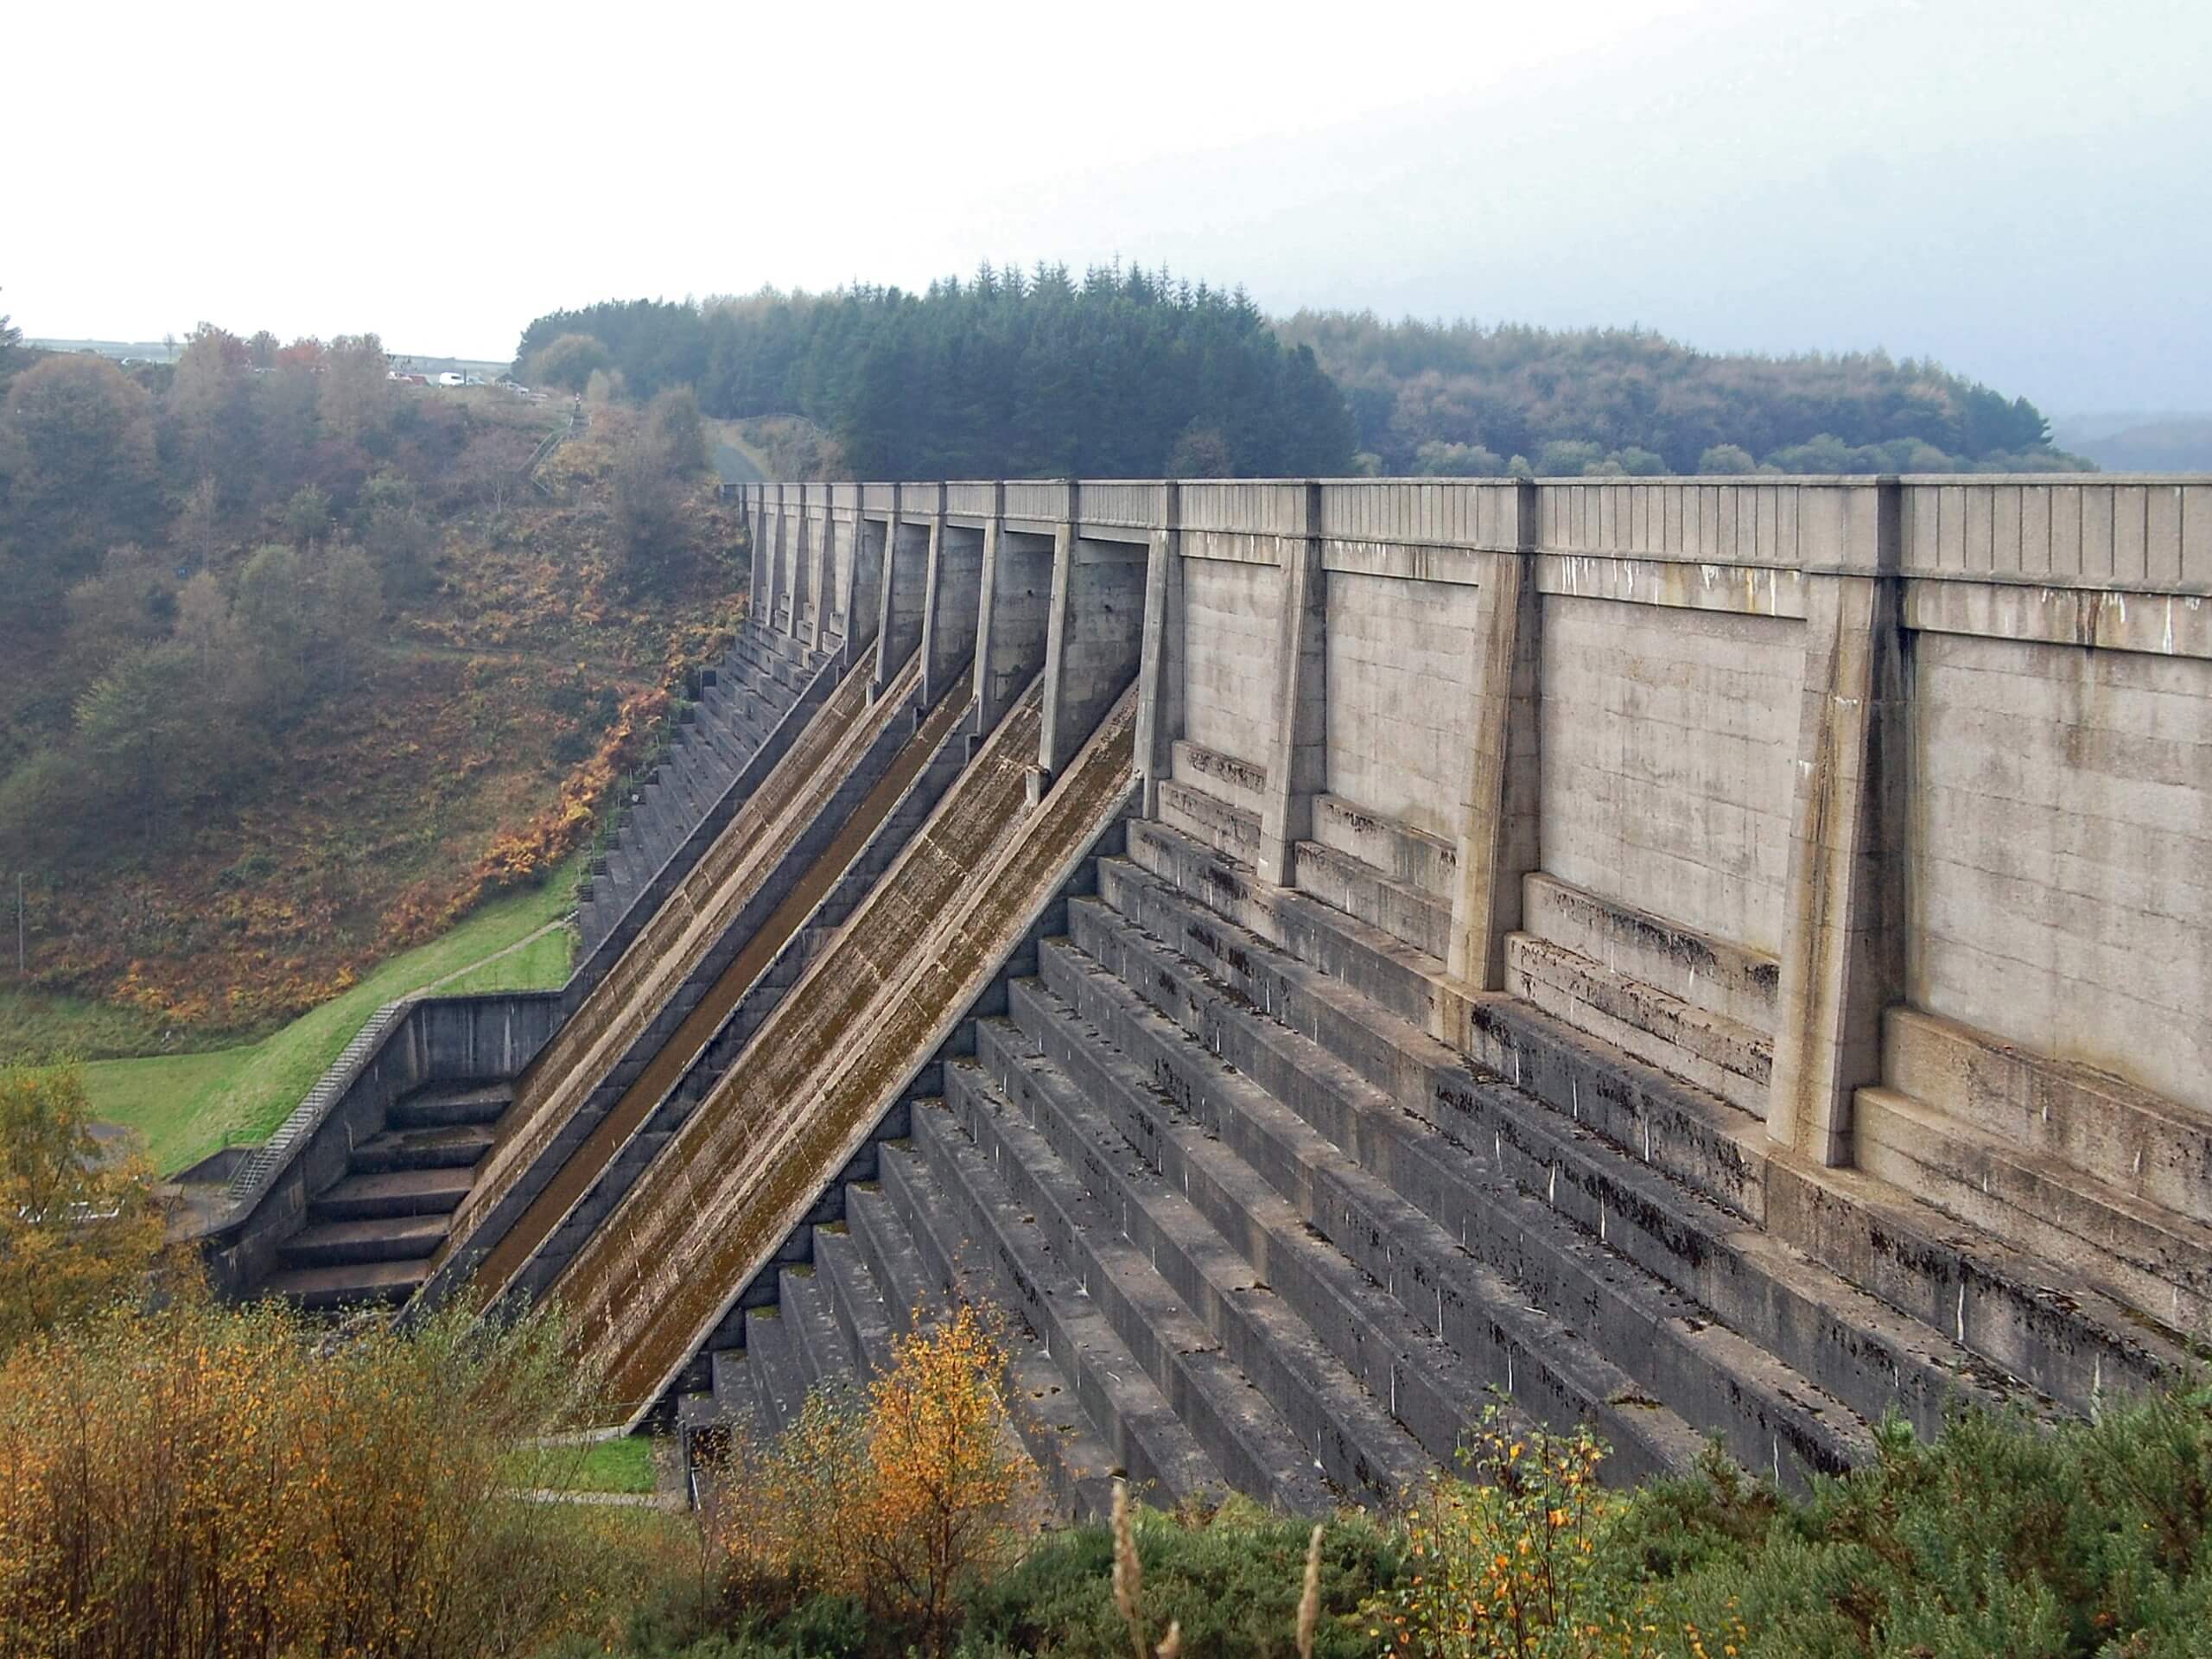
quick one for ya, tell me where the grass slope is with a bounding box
[84,862,578,1175]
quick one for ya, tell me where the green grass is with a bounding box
[505,1434,664,1496]
[436,924,575,996]
[78,862,581,1176]
[0,986,253,1065]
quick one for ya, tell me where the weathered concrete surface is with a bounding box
[1906,632,2210,1117]
[554,683,1139,1421]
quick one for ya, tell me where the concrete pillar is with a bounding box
[787,485,814,643]
[1132,483,1184,817]
[757,484,786,632]
[920,520,986,709]
[1766,481,1908,1167]
[1255,482,1327,889]
[846,513,886,666]
[1038,518,1078,775]
[1446,480,1543,990]
[971,487,1058,739]
[1039,483,1150,779]
[874,483,937,694]
[745,485,767,623]
[802,496,833,652]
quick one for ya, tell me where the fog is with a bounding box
[10,0,2206,410]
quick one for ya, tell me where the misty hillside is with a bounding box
[2053,414,2212,474]
[513,274,2090,481]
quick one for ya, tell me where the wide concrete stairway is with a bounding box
[263,1081,513,1308]
[686,802,2205,1518]
[577,625,827,953]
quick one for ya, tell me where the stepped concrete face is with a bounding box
[220,473,2212,1519]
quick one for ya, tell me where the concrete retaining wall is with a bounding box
[741,473,2210,1185]
[1539,596,1801,957]
[198,992,563,1296]
[1909,632,2209,1112]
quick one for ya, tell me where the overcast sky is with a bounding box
[10,0,2208,412]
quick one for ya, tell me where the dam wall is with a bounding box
[216,467,2209,1509]
[746,474,2210,1169]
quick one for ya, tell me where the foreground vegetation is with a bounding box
[2,1058,2208,1659]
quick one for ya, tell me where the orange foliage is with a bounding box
[704,1302,1040,1656]
[0,1299,658,1659]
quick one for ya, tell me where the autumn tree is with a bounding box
[0,1298,658,1659]
[359,467,435,594]
[0,354,161,594]
[530,331,613,391]
[0,1064,167,1353]
[706,1303,1038,1657]
[173,473,222,569]
[318,331,393,443]
[164,322,257,497]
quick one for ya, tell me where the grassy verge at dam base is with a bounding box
[0,858,581,1174]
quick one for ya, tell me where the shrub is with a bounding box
[0,1297,673,1659]
[703,1303,1041,1656]
[1379,1408,1655,1659]
[0,1061,168,1351]
[959,1491,1399,1659]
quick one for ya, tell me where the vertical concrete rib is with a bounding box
[1132,482,1184,817]
[1767,480,1907,1166]
[1446,479,1543,990]
[1035,480,1079,779]
[921,517,985,709]
[1255,482,1327,887]
[847,512,886,669]
[790,485,816,644]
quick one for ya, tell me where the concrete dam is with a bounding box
[200,473,2212,1511]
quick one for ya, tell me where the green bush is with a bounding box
[957,1497,1400,1659]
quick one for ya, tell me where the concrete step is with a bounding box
[780,1265,863,1404]
[811,1222,901,1376]
[1292,838,1452,963]
[264,1256,429,1311]
[867,1143,1212,1512]
[309,1165,475,1223]
[741,1306,809,1442]
[1111,823,2184,1424]
[1029,926,1834,1485]
[350,1122,496,1174]
[387,1081,513,1131]
[1083,861,2008,1444]
[955,1033,1433,1503]
[1856,1085,2212,1337]
[708,1347,760,1439]
[840,1178,1129,1522]
[280,1211,449,1269]
[923,1075,1338,1514]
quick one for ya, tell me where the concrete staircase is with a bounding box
[576,626,825,953]
[675,802,2204,1516]
[263,1082,513,1309]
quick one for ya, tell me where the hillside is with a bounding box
[2056,413,2212,474]
[0,326,745,1052]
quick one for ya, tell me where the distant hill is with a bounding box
[511,275,2092,480]
[1277,312,2091,477]
[2051,412,2212,474]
